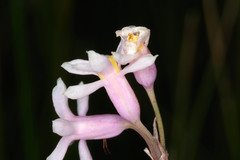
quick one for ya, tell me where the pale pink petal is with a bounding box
[87,50,111,73]
[102,73,140,122]
[72,114,130,139]
[46,136,74,160]
[119,54,158,76]
[77,83,89,116]
[52,119,74,136]
[79,140,93,160]
[52,78,74,120]
[52,115,130,140]
[61,59,97,75]
[64,80,104,100]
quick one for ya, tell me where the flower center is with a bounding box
[98,56,121,80]
[108,56,121,73]
[127,33,145,53]
[128,33,139,44]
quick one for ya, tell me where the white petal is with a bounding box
[87,50,111,73]
[61,59,97,75]
[64,80,104,100]
[112,52,139,65]
[136,27,150,46]
[116,26,150,46]
[46,136,74,160]
[119,54,158,76]
[79,140,93,160]
[115,29,123,37]
[122,41,138,55]
[77,82,89,116]
[116,40,123,54]
[52,78,74,120]
[116,25,137,38]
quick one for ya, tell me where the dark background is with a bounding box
[1,0,240,159]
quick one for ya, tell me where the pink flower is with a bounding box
[115,26,157,89]
[47,78,131,160]
[62,50,157,123]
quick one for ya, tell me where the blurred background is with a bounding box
[1,0,240,159]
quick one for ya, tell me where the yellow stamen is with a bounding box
[137,44,144,52]
[98,73,104,80]
[108,56,121,73]
[128,33,139,44]
[97,56,120,79]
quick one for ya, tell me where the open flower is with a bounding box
[115,26,150,64]
[47,78,131,160]
[115,26,157,89]
[62,50,157,123]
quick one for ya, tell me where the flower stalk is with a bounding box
[131,121,162,160]
[145,86,166,149]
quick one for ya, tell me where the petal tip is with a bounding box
[61,62,68,69]
[64,89,75,99]
[56,78,64,86]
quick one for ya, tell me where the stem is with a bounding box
[145,86,166,149]
[131,121,162,160]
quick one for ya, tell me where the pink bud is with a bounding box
[134,63,157,89]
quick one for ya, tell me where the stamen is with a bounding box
[137,44,144,52]
[128,33,139,44]
[98,73,104,79]
[97,56,120,79]
[103,139,111,155]
[108,56,121,73]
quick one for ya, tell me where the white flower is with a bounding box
[115,26,151,64]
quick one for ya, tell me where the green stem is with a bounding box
[145,86,166,149]
[131,121,162,160]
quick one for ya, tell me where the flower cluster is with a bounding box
[47,26,168,160]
